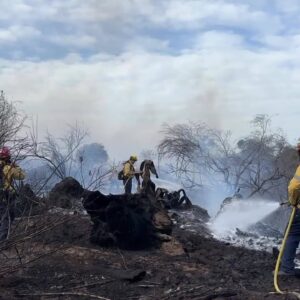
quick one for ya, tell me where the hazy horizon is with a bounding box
[1,1,300,158]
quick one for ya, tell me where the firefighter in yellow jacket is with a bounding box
[279,142,300,276]
[123,155,140,194]
[0,147,25,241]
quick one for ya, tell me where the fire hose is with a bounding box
[273,206,300,298]
[273,206,296,293]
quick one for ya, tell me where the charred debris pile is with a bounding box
[44,177,204,249]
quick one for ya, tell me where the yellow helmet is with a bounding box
[130,155,138,161]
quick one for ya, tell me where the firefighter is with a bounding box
[123,155,140,194]
[278,141,300,276]
[0,146,25,241]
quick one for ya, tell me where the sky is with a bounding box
[1,0,300,159]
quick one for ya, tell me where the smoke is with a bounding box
[186,185,229,216]
[187,88,225,130]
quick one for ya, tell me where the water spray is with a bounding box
[210,198,279,237]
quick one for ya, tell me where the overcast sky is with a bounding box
[1,0,300,159]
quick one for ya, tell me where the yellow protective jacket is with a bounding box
[288,165,300,206]
[0,161,25,192]
[123,161,135,179]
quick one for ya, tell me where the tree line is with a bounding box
[1,91,298,202]
[157,115,299,202]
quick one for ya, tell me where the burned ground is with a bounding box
[0,178,298,299]
[0,212,299,300]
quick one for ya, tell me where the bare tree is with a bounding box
[27,124,116,193]
[84,162,116,191]
[158,122,233,189]
[158,115,292,200]
[0,91,32,163]
[0,91,27,146]
[29,122,88,182]
[232,115,289,199]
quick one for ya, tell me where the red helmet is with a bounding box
[0,146,11,159]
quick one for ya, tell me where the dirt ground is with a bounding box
[0,213,300,300]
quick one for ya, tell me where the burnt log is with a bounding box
[82,191,172,249]
[155,188,192,210]
[48,177,85,209]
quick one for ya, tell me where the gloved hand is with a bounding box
[288,189,300,206]
[156,174,159,179]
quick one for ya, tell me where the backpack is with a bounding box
[117,169,124,180]
[117,161,129,180]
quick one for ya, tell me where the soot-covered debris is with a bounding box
[82,190,172,249]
